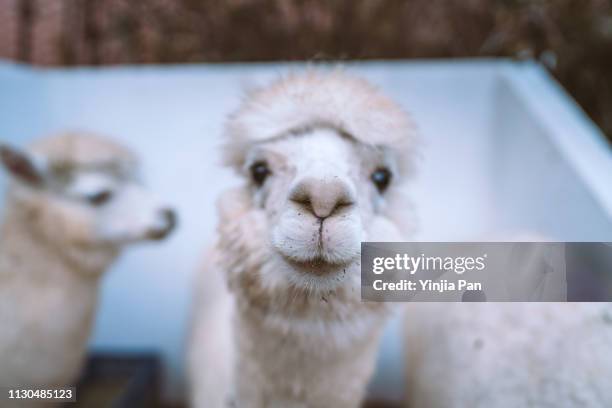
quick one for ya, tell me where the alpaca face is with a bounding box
[0,143,176,248]
[240,128,404,290]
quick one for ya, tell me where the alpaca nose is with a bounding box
[160,208,177,232]
[289,177,354,219]
[148,208,177,240]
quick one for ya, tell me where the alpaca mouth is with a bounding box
[272,217,360,276]
[281,254,352,276]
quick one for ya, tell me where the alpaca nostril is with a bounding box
[291,194,313,211]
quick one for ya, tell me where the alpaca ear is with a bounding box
[0,143,47,186]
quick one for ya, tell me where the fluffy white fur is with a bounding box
[404,303,612,408]
[188,71,419,407]
[223,71,418,179]
[0,133,175,394]
[404,236,612,407]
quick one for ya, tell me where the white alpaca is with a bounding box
[403,238,612,407]
[404,303,612,407]
[0,133,176,391]
[188,71,419,408]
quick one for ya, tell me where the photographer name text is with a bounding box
[372,278,482,292]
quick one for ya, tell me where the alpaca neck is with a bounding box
[0,206,112,389]
[230,260,389,407]
[0,204,117,281]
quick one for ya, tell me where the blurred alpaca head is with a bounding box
[0,133,176,250]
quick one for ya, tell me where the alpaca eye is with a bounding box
[86,190,113,206]
[371,168,392,193]
[250,161,271,186]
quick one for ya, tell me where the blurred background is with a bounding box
[0,0,611,145]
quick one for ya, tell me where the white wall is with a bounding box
[0,59,610,402]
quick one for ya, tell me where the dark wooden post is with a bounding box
[83,0,100,65]
[17,0,35,62]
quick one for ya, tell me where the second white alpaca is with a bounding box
[404,302,612,408]
[0,132,176,391]
[188,71,419,407]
